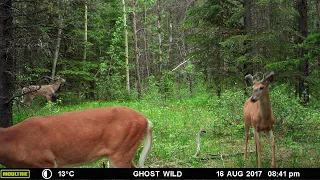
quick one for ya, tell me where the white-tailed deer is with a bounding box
[244,72,276,168]
[21,76,66,106]
[0,106,152,168]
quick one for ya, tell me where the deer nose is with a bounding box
[250,97,257,102]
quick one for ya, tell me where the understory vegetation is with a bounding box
[13,83,320,168]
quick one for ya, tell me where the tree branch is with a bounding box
[195,127,206,156]
[171,60,188,72]
[198,150,256,161]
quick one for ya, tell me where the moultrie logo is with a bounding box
[0,169,30,179]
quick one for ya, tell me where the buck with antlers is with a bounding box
[21,76,66,106]
[0,106,152,168]
[244,72,276,168]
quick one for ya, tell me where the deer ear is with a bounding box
[245,74,255,86]
[263,72,274,84]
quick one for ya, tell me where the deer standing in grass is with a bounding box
[244,72,276,168]
[0,106,152,168]
[21,76,66,106]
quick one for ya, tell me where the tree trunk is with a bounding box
[166,9,173,72]
[296,0,309,104]
[131,0,142,99]
[51,14,63,79]
[244,0,252,32]
[243,0,253,75]
[243,0,252,96]
[318,56,320,71]
[0,0,13,127]
[315,0,320,25]
[157,0,163,80]
[143,0,149,77]
[83,0,88,62]
[122,0,130,94]
[315,0,320,70]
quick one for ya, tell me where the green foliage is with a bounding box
[97,16,129,101]
[215,90,245,124]
[300,33,320,100]
[106,17,126,65]
[185,0,303,96]
[11,0,320,107]
[142,76,161,101]
[271,84,320,144]
[271,84,304,128]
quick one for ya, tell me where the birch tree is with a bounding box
[83,0,88,62]
[157,0,163,79]
[131,0,142,99]
[51,13,63,79]
[122,0,130,93]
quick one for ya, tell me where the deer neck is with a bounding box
[258,90,272,121]
[52,81,61,92]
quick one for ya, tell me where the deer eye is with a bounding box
[259,86,264,90]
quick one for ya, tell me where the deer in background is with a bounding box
[0,106,152,168]
[244,72,276,168]
[21,76,66,106]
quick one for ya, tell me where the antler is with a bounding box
[52,75,63,81]
[263,72,274,83]
[44,76,53,80]
[245,74,255,86]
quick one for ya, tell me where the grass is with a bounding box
[11,90,320,168]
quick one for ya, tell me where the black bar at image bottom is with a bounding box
[0,168,318,179]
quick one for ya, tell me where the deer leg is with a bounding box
[253,128,261,168]
[24,95,35,106]
[244,124,249,160]
[267,130,276,168]
[108,155,135,168]
[107,160,115,168]
[45,95,52,103]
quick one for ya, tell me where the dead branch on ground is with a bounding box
[198,150,256,161]
[195,127,206,156]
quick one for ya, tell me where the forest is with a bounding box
[0,0,319,168]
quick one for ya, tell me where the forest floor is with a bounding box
[13,91,320,168]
